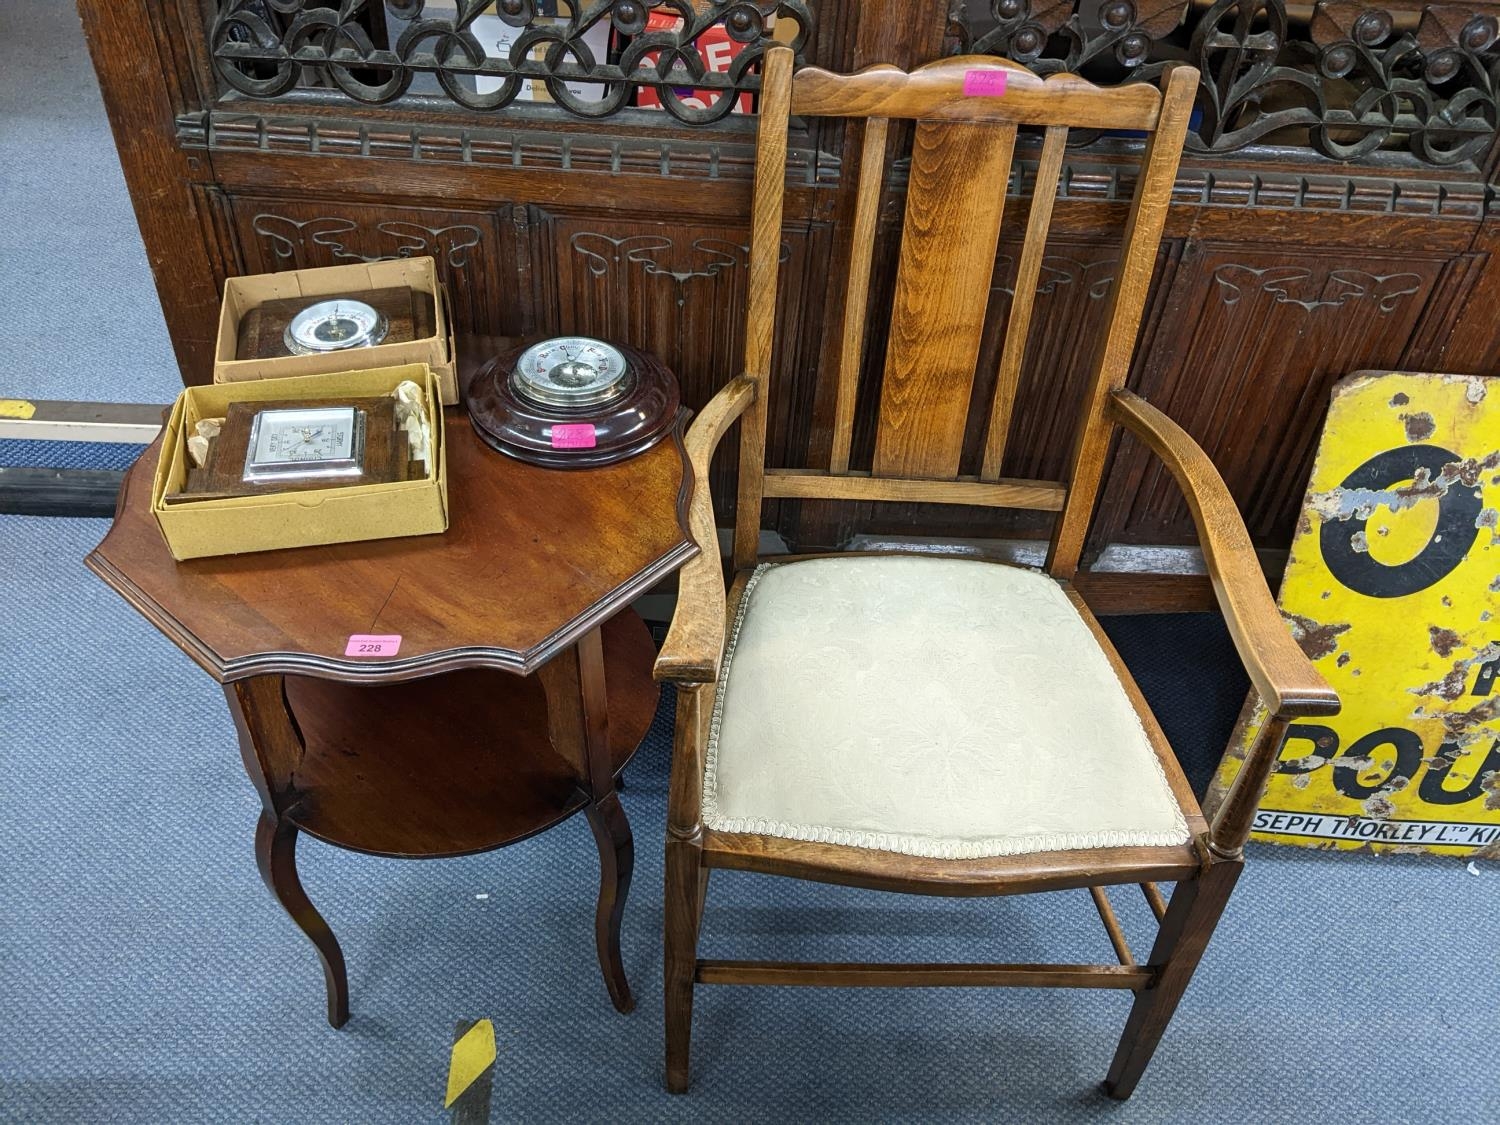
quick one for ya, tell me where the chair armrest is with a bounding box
[1107,389,1339,719]
[655,375,758,684]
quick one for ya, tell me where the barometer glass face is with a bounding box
[243,406,366,482]
[511,336,631,408]
[284,299,390,354]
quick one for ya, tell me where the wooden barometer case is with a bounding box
[465,336,681,468]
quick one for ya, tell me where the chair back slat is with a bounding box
[980,123,1068,482]
[733,45,794,571]
[829,116,889,475]
[1045,66,1198,579]
[872,119,1017,480]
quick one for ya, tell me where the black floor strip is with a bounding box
[0,467,124,517]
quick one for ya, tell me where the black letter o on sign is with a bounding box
[1320,444,1479,599]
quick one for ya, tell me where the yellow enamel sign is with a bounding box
[1213,371,1500,855]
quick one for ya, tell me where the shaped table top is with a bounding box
[87,383,695,684]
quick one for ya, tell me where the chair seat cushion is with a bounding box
[703,556,1191,860]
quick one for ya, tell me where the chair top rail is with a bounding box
[790,55,1166,131]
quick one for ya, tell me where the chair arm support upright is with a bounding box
[1106,389,1339,721]
[655,375,758,685]
[1108,390,1338,857]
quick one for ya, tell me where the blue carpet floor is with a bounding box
[0,2,180,406]
[2,515,1497,1123]
[0,439,148,471]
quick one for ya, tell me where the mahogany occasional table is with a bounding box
[85,369,694,1024]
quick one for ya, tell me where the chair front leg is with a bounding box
[1103,856,1243,1098]
[663,682,713,1093]
[664,831,708,1093]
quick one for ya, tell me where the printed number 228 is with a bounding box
[345,634,401,657]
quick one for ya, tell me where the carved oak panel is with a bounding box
[228,197,512,334]
[1097,242,1445,546]
[979,239,1129,483]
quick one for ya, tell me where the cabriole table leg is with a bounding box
[540,624,637,1013]
[255,810,350,1028]
[586,791,636,1013]
[227,676,351,1028]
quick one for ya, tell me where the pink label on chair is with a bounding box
[963,70,1008,97]
[345,634,402,657]
[550,423,598,449]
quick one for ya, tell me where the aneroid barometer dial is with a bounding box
[243,405,366,483]
[284,299,390,355]
[511,336,631,408]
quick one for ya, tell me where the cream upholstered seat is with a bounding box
[702,555,1191,860]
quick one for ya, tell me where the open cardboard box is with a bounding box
[153,364,448,561]
[213,257,460,404]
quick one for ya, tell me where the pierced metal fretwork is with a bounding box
[950,0,1500,166]
[211,0,814,124]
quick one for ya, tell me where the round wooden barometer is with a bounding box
[466,335,681,468]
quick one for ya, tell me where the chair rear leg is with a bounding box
[664,835,707,1093]
[1104,858,1243,1099]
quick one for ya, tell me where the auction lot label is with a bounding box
[1213,372,1500,855]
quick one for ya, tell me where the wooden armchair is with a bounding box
[654,48,1339,1098]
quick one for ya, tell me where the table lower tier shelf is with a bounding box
[275,612,658,859]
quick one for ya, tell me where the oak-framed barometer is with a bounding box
[177,397,414,501]
[234,287,436,360]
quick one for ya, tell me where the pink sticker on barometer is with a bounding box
[550,423,598,449]
[963,70,1008,97]
[345,634,402,657]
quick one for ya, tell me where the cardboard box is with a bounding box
[214,257,459,404]
[153,364,448,561]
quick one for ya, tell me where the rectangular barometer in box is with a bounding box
[179,396,412,502]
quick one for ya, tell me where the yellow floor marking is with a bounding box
[0,400,37,420]
[445,1019,497,1108]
